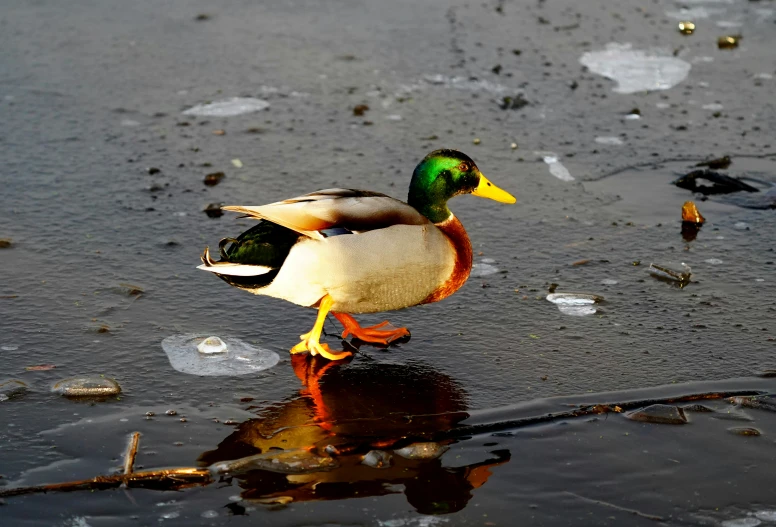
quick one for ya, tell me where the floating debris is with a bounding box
[352,104,369,116]
[728,427,761,437]
[210,449,337,475]
[682,201,706,224]
[626,404,687,425]
[499,94,529,110]
[729,395,776,412]
[204,172,225,186]
[682,404,714,413]
[673,169,759,195]
[0,239,12,248]
[25,364,56,371]
[695,155,731,170]
[681,201,705,241]
[197,336,227,354]
[472,138,481,145]
[394,442,449,460]
[540,154,573,182]
[362,450,392,469]
[601,279,618,286]
[648,263,692,287]
[579,43,691,94]
[546,292,602,317]
[718,35,741,50]
[705,258,723,265]
[52,376,121,397]
[678,21,696,35]
[182,97,269,117]
[0,379,27,402]
[117,283,144,296]
[230,159,243,169]
[211,129,226,136]
[161,334,279,376]
[203,203,224,219]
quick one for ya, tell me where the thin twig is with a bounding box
[0,468,213,498]
[123,432,141,475]
[439,390,764,440]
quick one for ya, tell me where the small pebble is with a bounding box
[52,376,121,397]
[362,450,392,468]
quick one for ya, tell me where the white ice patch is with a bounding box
[665,7,726,19]
[182,97,270,117]
[422,74,510,94]
[161,334,279,376]
[595,136,624,146]
[547,293,602,316]
[721,519,762,527]
[470,261,500,277]
[755,511,776,521]
[716,20,744,28]
[378,517,449,527]
[540,154,574,182]
[580,43,691,94]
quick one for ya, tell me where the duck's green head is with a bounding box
[408,149,516,223]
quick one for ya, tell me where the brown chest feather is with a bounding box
[421,216,472,304]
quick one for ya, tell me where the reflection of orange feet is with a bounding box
[333,313,411,345]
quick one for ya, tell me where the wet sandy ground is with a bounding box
[1,0,775,524]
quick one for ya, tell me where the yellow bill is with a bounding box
[472,173,516,204]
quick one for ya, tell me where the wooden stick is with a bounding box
[123,432,141,475]
[0,468,213,498]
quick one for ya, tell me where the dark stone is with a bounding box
[626,404,687,425]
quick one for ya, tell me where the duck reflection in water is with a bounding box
[199,354,510,514]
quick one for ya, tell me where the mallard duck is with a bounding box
[198,149,515,361]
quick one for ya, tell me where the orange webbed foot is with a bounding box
[333,313,411,346]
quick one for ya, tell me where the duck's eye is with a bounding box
[458,162,470,172]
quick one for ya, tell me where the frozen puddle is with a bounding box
[546,293,603,317]
[182,97,270,117]
[161,334,279,376]
[580,43,691,94]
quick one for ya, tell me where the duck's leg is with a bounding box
[290,295,352,361]
[333,313,410,345]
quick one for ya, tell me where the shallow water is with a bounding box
[1,0,775,524]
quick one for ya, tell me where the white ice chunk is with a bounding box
[162,334,279,376]
[595,136,624,146]
[182,97,270,117]
[541,154,574,182]
[580,43,691,94]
